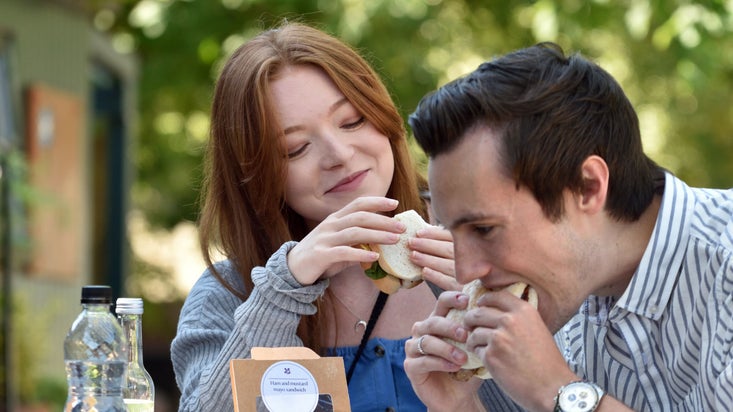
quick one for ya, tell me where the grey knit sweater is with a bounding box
[171,241,328,411]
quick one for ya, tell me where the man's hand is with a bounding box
[464,289,576,411]
[404,291,485,411]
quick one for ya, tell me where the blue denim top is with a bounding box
[328,337,426,412]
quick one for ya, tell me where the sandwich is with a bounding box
[360,209,432,294]
[445,280,538,381]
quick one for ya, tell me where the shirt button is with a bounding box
[374,345,385,357]
[649,304,659,314]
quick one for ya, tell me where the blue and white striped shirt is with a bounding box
[557,173,733,411]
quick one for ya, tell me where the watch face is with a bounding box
[558,382,600,412]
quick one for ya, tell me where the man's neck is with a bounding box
[597,194,662,297]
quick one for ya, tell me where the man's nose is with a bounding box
[454,239,492,285]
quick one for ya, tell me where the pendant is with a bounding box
[354,320,367,333]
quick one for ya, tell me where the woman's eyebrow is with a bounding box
[282,97,349,135]
[328,97,349,115]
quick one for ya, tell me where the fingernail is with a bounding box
[456,294,468,305]
[455,327,467,341]
[451,349,464,362]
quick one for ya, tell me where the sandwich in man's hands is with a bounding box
[359,210,432,294]
[445,279,538,381]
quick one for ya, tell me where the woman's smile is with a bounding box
[327,170,369,194]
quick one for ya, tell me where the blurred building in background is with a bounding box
[0,0,139,410]
[3,0,732,410]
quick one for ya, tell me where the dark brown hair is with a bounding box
[199,22,425,352]
[409,42,662,222]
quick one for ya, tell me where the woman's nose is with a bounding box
[320,132,354,168]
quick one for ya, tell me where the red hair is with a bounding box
[198,22,425,352]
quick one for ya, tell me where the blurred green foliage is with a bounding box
[1,292,66,407]
[95,0,733,230]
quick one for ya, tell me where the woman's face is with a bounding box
[271,64,395,227]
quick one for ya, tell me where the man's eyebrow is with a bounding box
[282,97,349,135]
[445,212,491,231]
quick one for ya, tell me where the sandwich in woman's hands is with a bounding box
[360,210,432,294]
[445,279,538,381]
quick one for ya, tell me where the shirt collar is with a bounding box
[612,172,694,320]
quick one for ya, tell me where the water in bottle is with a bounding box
[116,297,155,411]
[64,285,128,412]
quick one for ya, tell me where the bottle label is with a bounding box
[260,361,319,412]
[123,399,155,412]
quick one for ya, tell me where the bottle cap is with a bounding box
[116,297,144,315]
[81,285,113,304]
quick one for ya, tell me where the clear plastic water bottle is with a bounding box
[116,297,155,411]
[64,285,128,412]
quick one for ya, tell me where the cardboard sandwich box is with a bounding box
[230,347,351,412]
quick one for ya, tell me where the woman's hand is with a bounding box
[408,225,462,292]
[286,196,404,285]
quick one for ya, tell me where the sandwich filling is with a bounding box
[360,245,390,280]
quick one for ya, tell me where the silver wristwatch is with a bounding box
[553,380,605,412]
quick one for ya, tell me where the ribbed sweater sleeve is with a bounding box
[171,241,329,411]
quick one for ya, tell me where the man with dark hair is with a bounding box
[404,42,733,411]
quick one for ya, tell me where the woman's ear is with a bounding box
[577,155,609,215]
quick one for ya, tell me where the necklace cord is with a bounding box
[331,290,371,331]
[345,291,389,384]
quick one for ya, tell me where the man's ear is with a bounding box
[577,155,609,214]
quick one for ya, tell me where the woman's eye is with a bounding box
[342,116,365,130]
[287,143,308,159]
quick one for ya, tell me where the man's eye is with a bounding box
[342,117,365,130]
[473,225,494,236]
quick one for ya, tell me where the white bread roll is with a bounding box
[445,280,538,380]
[368,210,431,293]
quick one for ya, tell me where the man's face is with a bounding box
[428,124,591,333]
